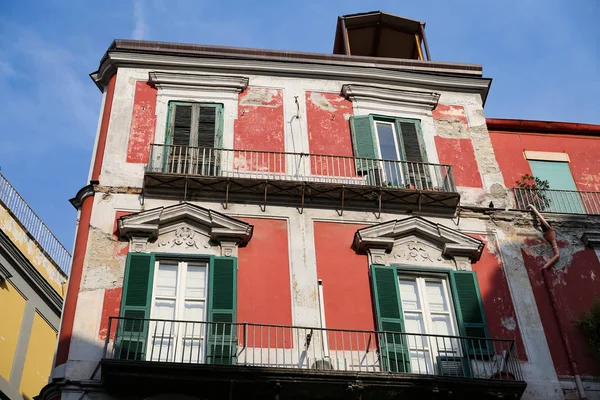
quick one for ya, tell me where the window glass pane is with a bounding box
[186,265,207,298]
[156,264,178,297]
[376,123,399,161]
[425,281,448,312]
[399,279,420,310]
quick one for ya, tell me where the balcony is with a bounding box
[143,145,460,215]
[513,188,600,215]
[101,317,526,399]
[0,172,71,275]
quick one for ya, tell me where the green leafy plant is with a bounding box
[575,297,600,363]
[515,173,551,210]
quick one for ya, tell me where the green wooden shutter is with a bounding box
[449,270,491,357]
[171,104,193,147]
[118,252,155,360]
[396,120,430,189]
[370,265,410,372]
[350,115,380,184]
[207,256,237,365]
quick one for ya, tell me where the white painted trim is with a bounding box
[149,72,248,93]
[524,151,570,162]
[96,52,491,103]
[342,84,440,116]
[87,84,108,183]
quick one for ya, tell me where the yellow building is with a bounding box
[0,173,68,400]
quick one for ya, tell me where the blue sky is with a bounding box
[0,0,598,250]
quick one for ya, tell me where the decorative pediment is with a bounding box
[352,217,484,265]
[117,203,253,253]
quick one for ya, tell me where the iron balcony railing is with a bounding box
[146,144,456,192]
[513,187,600,215]
[104,317,522,381]
[0,173,71,275]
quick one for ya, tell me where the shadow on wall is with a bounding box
[471,235,528,363]
[521,237,600,377]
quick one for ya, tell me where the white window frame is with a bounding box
[147,258,209,363]
[398,273,461,374]
[373,120,406,186]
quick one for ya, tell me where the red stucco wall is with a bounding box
[490,131,600,191]
[433,104,469,126]
[522,240,600,376]
[234,88,284,173]
[237,217,292,348]
[435,137,483,188]
[126,81,157,164]
[99,288,122,340]
[305,92,356,178]
[314,221,373,331]
[433,104,482,188]
[471,235,526,361]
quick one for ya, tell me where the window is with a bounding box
[398,275,460,373]
[118,253,237,364]
[148,260,208,363]
[528,160,584,213]
[370,265,489,375]
[350,115,429,188]
[165,102,223,174]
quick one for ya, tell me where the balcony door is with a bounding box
[397,275,461,374]
[374,121,405,187]
[528,160,584,213]
[147,260,208,363]
[165,102,222,175]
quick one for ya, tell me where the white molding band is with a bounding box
[148,71,249,93]
[524,151,570,162]
[342,84,440,115]
[92,52,491,102]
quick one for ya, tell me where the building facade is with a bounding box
[488,118,600,399]
[0,173,68,400]
[41,12,599,400]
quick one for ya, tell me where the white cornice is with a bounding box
[342,84,440,111]
[352,216,484,262]
[148,71,249,93]
[91,52,491,103]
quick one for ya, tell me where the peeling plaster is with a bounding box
[501,316,517,331]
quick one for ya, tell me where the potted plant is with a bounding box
[575,297,600,365]
[515,174,551,211]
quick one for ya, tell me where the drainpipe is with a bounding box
[528,205,587,399]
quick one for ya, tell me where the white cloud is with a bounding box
[132,0,147,40]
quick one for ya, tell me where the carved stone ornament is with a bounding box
[393,240,444,263]
[159,226,198,249]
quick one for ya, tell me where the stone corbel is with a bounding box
[581,232,600,248]
[452,256,472,271]
[367,248,388,266]
[220,241,239,258]
[130,236,150,253]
